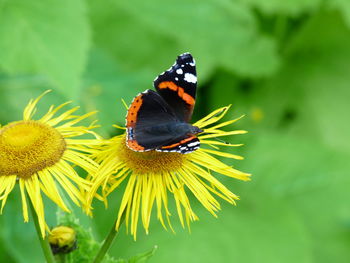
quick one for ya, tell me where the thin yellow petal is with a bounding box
[0,176,16,213]
[19,179,29,222]
[37,170,70,212]
[200,148,244,160]
[194,106,230,128]
[25,175,47,238]
[199,130,247,140]
[23,90,51,120]
[40,101,72,123]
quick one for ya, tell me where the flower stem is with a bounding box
[93,213,126,263]
[29,200,56,263]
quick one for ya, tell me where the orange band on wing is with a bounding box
[127,139,145,151]
[158,81,195,105]
[126,94,143,128]
[126,94,146,151]
[161,136,196,149]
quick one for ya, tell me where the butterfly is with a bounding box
[125,53,202,154]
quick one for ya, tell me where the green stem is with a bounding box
[29,200,56,263]
[93,213,126,263]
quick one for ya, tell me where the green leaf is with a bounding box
[240,132,350,263]
[90,0,279,78]
[250,11,350,153]
[127,246,157,263]
[285,12,350,152]
[329,0,350,28]
[88,0,184,79]
[120,0,280,77]
[0,0,90,98]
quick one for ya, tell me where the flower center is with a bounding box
[0,121,66,177]
[118,136,184,175]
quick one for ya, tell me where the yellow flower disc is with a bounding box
[118,136,184,174]
[0,120,66,177]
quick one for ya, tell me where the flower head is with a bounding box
[87,106,250,239]
[0,91,99,237]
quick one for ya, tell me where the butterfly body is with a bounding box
[142,122,200,139]
[126,53,201,154]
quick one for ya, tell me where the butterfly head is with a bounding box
[189,125,203,135]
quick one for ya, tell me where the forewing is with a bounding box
[154,53,197,122]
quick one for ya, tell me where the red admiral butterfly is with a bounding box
[126,53,202,154]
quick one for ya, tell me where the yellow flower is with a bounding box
[0,90,99,237]
[87,106,250,239]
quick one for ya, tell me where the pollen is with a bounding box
[119,136,184,174]
[0,120,66,178]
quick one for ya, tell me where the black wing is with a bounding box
[126,89,187,151]
[154,53,197,123]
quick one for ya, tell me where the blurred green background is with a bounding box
[1,0,350,262]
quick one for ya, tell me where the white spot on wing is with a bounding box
[184,73,197,83]
[188,141,200,147]
[175,77,179,81]
[176,68,183,74]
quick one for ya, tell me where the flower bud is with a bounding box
[49,226,77,254]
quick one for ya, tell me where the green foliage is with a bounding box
[54,211,156,263]
[238,0,322,16]
[115,0,280,77]
[1,0,350,262]
[0,0,90,98]
[55,211,99,262]
[116,246,157,263]
[330,0,350,28]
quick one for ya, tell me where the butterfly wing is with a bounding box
[154,52,197,123]
[126,89,185,151]
[157,136,200,154]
